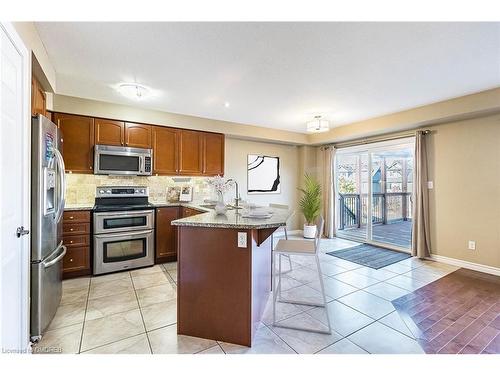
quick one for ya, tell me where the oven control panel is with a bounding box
[96,186,149,198]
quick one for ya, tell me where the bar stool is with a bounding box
[269,203,293,274]
[272,216,332,334]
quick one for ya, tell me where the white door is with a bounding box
[0,23,31,353]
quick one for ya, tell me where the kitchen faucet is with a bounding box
[227,179,241,208]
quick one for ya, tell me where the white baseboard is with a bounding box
[427,254,500,277]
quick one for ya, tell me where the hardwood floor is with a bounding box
[392,268,500,354]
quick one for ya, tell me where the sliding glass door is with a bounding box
[335,138,415,251]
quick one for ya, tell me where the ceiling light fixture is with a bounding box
[118,83,150,100]
[306,115,330,133]
[224,101,230,108]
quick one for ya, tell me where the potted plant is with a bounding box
[298,174,322,239]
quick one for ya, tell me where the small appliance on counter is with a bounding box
[93,186,155,275]
[31,114,67,340]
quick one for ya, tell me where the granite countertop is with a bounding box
[64,201,211,212]
[64,204,95,211]
[171,206,292,230]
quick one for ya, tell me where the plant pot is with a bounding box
[303,224,317,239]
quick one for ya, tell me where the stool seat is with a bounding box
[274,239,316,254]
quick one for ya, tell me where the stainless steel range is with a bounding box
[93,186,155,275]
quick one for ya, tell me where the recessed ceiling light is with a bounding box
[306,115,330,133]
[117,83,150,100]
[224,101,230,108]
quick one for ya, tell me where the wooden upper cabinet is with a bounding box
[153,126,178,175]
[54,113,95,173]
[95,118,125,146]
[178,130,203,175]
[125,123,152,148]
[203,132,225,176]
[31,76,47,117]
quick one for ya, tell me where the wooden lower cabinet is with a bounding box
[62,210,92,279]
[155,207,180,263]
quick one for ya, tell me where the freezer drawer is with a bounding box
[30,243,66,339]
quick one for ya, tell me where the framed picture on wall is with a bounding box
[247,154,281,194]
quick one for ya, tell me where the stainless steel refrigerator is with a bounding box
[30,114,67,340]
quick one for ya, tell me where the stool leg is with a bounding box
[272,251,277,326]
[315,254,332,334]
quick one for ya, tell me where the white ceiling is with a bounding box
[35,22,500,133]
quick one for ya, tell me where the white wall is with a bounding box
[224,137,301,230]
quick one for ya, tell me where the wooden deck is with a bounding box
[337,220,412,248]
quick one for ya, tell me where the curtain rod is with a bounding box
[326,129,430,150]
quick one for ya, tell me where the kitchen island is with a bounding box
[171,207,292,347]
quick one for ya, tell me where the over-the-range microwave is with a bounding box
[94,145,152,176]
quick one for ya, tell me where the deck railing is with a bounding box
[339,192,412,230]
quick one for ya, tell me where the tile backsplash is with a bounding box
[65,174,214,205]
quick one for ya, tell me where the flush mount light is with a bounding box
[118,83,150,100]
[306,115,330,133]
[224,101,230,108]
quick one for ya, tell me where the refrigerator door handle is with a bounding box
[53,148,66,223]
[43,241,67,269]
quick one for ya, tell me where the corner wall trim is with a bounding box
[427,254,500,277]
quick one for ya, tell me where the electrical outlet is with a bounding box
[427,181,434,189]
[237,232,247,248]
[468,240,476,250]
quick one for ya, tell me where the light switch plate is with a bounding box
[468,240,476,250]
[237,232,247,248]
[427,181,434,189]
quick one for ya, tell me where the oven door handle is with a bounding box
[94,210,154,218]
[94,229,153,239]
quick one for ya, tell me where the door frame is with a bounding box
[334,137,415,254]
[0,22,31,352]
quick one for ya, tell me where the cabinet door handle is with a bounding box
[69,216,74,219]
[70,228,74,231]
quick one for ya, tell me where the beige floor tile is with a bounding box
[220,325,295,354]
[91,271,130,285]
[136,282,177,308]
[352,266,399,281]
[141,300,177,331]
[48,300,86,330]
[62,277,90,290]
[89,278,134,300]
[167,269,177,282]
[286,266,321,284]
[148,324,217,354]
[280,284,333,304]
[319,262,351,276]
[85,290,139,321]
[60,285,89,306]
[261,297,309,326]
[378,311,415,338]
[163,262,177,271]
[402,268,446,283]
[363,282,410,301]
[270,312,342,354]
[380,262,413,274]
[332,271,380,289]
[385,274,429,291]
[306,277,358,300]
[348,322,424,354]
[130,265,164,277]
[326,258,363,271]
[33,323,83,354]
[197,344,225,354]
[82,333,151,354]
[337,290,395,319]
[306,300,374,336]
[132,271,170,290]
[80,309,145,352]
[317,338,368,354]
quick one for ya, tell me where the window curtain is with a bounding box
[321,146,336,238]
[412,131,431,258]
